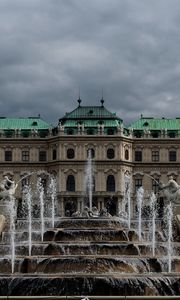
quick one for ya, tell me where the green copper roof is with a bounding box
[0,117,51,130]
[61,105,122,120]
[64,119,120,127]
[59,104,123,130]
[129,118,180,130]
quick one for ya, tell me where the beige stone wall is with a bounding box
[133,139,180,181]
[55,135,132,194]
[0,132,180,216]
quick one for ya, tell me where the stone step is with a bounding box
[0,241,179,257]
[0,274,180,296]
[8,217,127,231]
[0,255,177,274]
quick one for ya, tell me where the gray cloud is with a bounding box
[0,0,180,125]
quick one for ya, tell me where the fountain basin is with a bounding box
[0,274,180,296]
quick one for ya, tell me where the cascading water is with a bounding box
[48,176,57,228]
[23,185,32,257]
[85,150,94,211]
[150,192,157,256]
[124,174,131,229]
[136,186,144,241]
[9,195,16,273]
[165,202,173,273]
[1,170,180,296]
[37,177,45,242]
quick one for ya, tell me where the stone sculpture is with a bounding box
[159,176,180,204]
[0,179,18,200]
[0,176,18,234]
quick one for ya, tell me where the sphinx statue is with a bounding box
[159,176,180,204]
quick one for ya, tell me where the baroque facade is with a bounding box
[0,100,180,216]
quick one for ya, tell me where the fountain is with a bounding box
[0,171,180,296]
[24,185,32,257]
[37,177,45,242]
[150,192,157,257]
[85,149,94,211]
[136,186,144,241]
[48,176,56,228]
[165,202,174,273]
[124,174,131,229]
[9,195,16,274]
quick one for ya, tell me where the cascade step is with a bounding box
[43,228,139,242]
[1,241,178,257]
[0,215,179,296]
[13,217,128,231]
[0,274,180,296]
[0,255,177,274]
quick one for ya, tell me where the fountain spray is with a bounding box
[85,150,94,211]
[37,177,45,242]
[24,185,32,257]
[137,187,144,241]
[48,176,57,228]
[165,202,173,273]
[9,195,16,273]
[124,174,131,229]
[150,192,157,257]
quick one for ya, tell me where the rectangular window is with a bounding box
[152,150,159,162]
[5,150,12,161]
[22,150,29,162]
[135,178,142,191]
[152,179,159,194]
[52,149,57,160]
[39,151,47,162]
[169,151,176,162]
[135,151,142,162]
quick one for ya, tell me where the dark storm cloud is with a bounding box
[0,0,180,125]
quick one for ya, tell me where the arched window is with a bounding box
[66,175,75,192]
[67,148,75,159]
[107,148,115,159]
[106,175,115,192]
[87,148,95,158]
[125,149,129,160]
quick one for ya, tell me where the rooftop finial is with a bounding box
[101,88,104,106]
[77,98,82,106]
[77,86,82,106]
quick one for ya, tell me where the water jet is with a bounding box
[0,170,179,296]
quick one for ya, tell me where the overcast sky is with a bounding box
[0,0,180,126]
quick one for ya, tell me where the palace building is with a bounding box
[1,99,180,216]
